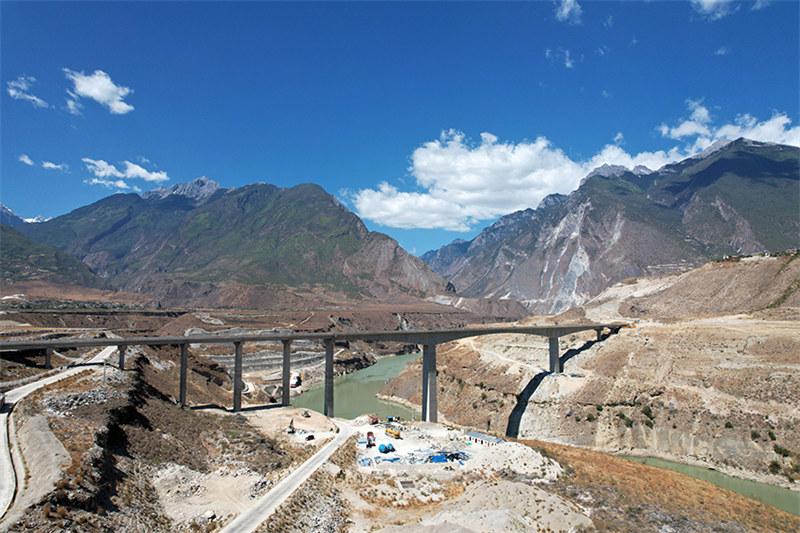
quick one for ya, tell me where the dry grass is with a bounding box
[523,438,800,532]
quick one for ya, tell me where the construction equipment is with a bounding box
[386,428,401,439]
[366,431,376,448]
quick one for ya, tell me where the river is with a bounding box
[623,455,800,516]
[292,351,421,420]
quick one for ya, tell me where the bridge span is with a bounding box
[0,323,624,422]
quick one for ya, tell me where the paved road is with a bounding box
[220,421,354,533]
[0,346,117,520]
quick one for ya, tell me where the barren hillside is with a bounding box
[381,252,800,488]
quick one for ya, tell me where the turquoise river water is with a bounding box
[623,456,800,517]
[292,351,421,420]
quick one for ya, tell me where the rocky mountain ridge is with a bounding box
[422,138,800,313]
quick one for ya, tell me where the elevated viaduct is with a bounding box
[0,323,624,422]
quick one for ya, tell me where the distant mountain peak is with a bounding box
[537,193,568,210]
[0,203,26,227]
[694,138,733,160]
[585,163,630,181]
[142,176,222,205]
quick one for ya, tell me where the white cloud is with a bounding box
[554,0,582,25]
[351,130,585,231]
[18,154,35,166]
[7,75,49,108]
[660,100,800,152]
[64,69,134,114]
[601,90,612,99]
[715,46,730,55]
[352,103,800,231]
[42,161,68,171]
[691,0,737,20]
[121,161,169,182]
[84,177,140,192]
[659,99,713,140]
[82,158,170,189]
[545,48,577,69]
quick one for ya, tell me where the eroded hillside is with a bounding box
[381,253,800,487]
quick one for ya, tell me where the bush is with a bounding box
[642,405,654,419]
[725,421,733,429]
[586,413,596,422]
[769,430,776,441]
[769,460,782,474]
[751,430,761,440]
[596,404,603,412]
[625,417,634,428]
[774,444,791,457]
[644,419,654,428]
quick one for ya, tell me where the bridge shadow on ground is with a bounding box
[506,331,614,438]
[506,371,549,438]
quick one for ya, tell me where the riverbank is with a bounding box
[623,455,800,517]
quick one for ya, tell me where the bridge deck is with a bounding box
[0,323,627,421]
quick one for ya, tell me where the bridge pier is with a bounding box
[282,340,292,406]
[323,338,334,417]
[233,342,243,412]
[44,348,52,369]
[548,337,562,373]
[421,343,438,422]
[596,328,603,342]
[118,344,127,371]
[179,343,188,408]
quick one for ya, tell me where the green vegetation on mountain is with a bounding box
[0,224,105,288]
[17,181,444,306]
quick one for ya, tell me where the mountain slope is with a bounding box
[20,179,447,306]
[423,138,800,313]
[0,224,106,288]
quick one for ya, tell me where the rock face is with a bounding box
[422,138,800,313]
[382,253,800,487]
[19,180,447,307]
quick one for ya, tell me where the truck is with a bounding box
[385,428,401,439]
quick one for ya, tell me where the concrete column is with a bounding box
[179,343,188,409]
[421,344,438,423]
[118,344,127,371]
[596,328,603,342]
[233,342,243,412]
[44,348,52,369]
[548,336,562,373]
[323,338,334,418]
[282,340,292,406]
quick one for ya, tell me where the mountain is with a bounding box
[422,138,800,313]
[19,179,448,307]
[0,204,26,227]
[0,224,106,288]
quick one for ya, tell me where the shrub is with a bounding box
[769,460,782,474]
[642,405,653,419]
[769,430,776,441]
[596,404,603,412]
[774,444,791,457]
[586,413,596,422]
[725,421,733,429]
[751,430,761,440]
[625,417,633,428]
[644,419,654,428]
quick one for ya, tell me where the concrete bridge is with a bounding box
[0,323,624,422]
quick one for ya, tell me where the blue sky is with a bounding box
[2,1,798,255]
